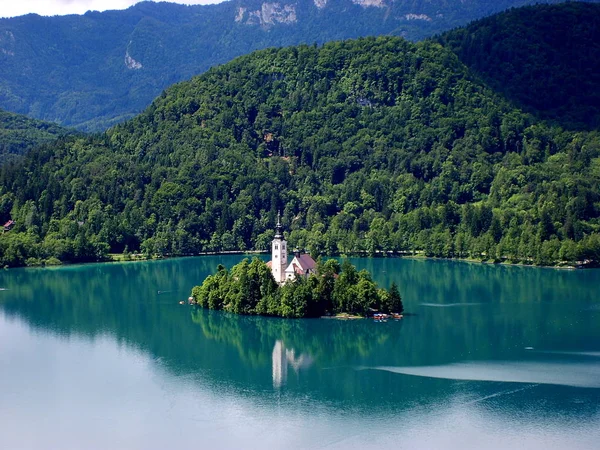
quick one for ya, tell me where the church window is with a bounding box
[275,244,279,250]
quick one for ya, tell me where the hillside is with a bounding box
[1,35,599,268]
[0,109,75,165]
[438,2,600,129]
[0,0,590,131]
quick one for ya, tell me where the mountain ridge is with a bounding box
[1,0,593,131]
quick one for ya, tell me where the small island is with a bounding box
[190,218,403,318]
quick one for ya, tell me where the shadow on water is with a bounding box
[1,256,600,420]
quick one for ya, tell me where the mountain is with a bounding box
[1,33,599,268]
[0,109,75,165]
[0,0,592,131]
[437,2,600,130]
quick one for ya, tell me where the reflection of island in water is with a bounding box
[272,340,313,389]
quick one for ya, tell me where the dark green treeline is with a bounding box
[0,109,75,165]
[191,258,403,318]
[438,2,600,129]
[1,34,599,268]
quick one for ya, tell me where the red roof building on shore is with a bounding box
[3,220,15,232]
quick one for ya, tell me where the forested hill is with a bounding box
[0,0,592,131]
[1,36,599,268]
[437,2,600,130]
[0,109,75,165]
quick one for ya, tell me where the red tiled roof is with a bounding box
[286,254,316,276]
[296,254,316,271]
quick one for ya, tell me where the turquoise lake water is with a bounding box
[0,256,599,449]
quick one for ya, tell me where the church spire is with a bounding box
[274,211,283,239]
[271,212,287,284]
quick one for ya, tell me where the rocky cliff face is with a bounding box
[235,3,298,27]
[0,30,15,56]
[351,0,387,8]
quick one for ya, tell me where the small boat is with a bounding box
[373,313,389,322]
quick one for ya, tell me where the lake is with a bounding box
[1,256,599,449]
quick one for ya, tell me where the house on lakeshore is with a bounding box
[3,220,15,232]
[267,215,316,284]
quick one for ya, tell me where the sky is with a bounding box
[0,0,226,19]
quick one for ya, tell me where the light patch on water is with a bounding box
[420,302,482,307]
[533,350,600,358]
[362,361,600,388]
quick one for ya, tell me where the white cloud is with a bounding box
[0,1,226,19]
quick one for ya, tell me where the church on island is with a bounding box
[266,215,316,284]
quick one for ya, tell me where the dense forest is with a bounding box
[1,33,599,268]
[437,2,600,129]
[0,109,75,165]
[0,0,592,130]
[191,258,403,318]
[1,12,599,268]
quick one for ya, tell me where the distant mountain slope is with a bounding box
[0,0,592,131]
[1,36,599,268]
[438,2,600,129]
[0,109,74,165]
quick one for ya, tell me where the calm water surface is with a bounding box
[1,256,599,449]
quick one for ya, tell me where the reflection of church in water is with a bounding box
[272,340,313,389]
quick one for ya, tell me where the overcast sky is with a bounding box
[0,0,227,19]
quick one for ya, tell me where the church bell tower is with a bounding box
[271,213,288,284]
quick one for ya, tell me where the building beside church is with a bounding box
[267,215,316,284]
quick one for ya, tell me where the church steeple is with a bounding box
[274,211,283,239]
[271,212,287,284]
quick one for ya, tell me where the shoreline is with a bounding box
[394,254,588,270]
[6,249,596,271]
[108,249,268,262]
[107,252,593,271]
